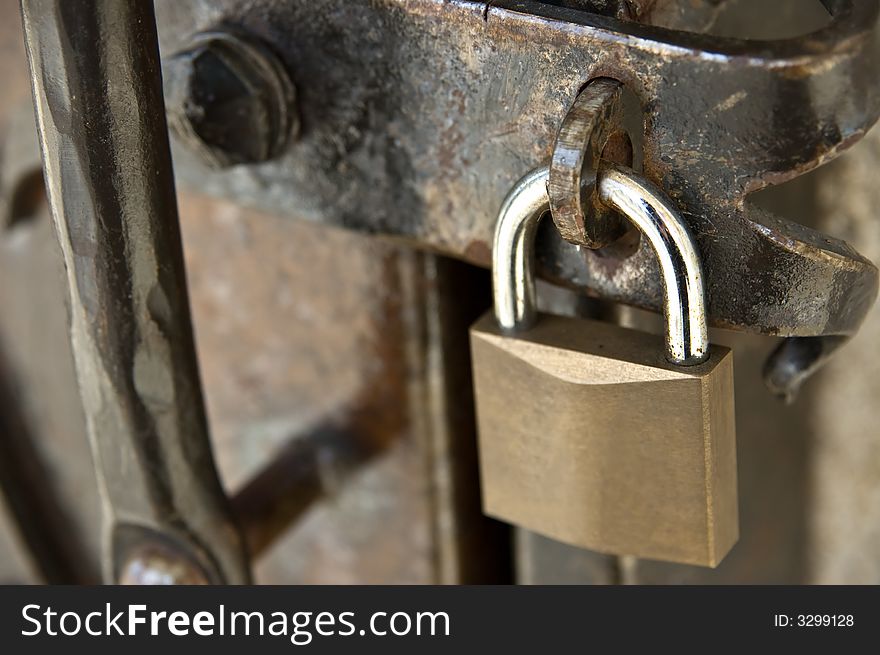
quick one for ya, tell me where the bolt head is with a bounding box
[166,31,298,168]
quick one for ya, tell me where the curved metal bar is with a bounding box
[20,0,250,583]
[763,335,849,403]
[492,166,551,333]
[596,163,708,364]
[494,162,708,365]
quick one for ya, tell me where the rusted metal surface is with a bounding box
[21,0,249,583]
[157,0,879,351]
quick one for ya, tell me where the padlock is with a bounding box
[470,162,737,567]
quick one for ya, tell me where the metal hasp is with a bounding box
[162,0,880,380]
[20,0,250,583]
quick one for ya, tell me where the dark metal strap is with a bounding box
[20,0,250,583]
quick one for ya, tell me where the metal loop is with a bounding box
[492,166,550,334]
[597,162,708,365]
[492,163,709,365]
[548,77,631,249]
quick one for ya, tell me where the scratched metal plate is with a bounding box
[155,0,879,343]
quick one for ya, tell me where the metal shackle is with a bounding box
[492,162,709,365]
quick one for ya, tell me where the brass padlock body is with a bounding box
[471,311,737,567]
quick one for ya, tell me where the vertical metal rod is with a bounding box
[597,162,709,365]
[492,166,550,334]
[20,0,249,583]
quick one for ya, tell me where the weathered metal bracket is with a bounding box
[159,0,879,346]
